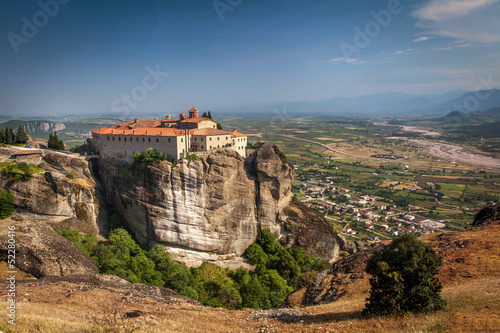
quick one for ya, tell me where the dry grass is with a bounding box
[0,224,498,332]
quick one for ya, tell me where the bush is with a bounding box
[1,162,41,181]
[134,148,169,163]
[0,190,15,219]
[363,234,446,316]
[66,172,75,179]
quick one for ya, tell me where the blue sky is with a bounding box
[0,0,499,116]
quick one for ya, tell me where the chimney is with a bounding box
[234,128,237,132]
[180,112,185,121]
[166,114,171,119]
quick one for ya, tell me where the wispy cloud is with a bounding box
[413,36,431,42]
[328,57,367,65]
[393,49,413,55]
[432,46,452,51]
[431,43,472,51]
[412,0,500,43]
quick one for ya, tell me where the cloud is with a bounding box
[328,57,367,65]
[393,49,413,55]
[412,0,500,43]
[432,46,452,51]
[413,36,431,42]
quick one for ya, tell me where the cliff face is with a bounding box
[23,121,65,133]
[102,145,340,267]
[0,148,107,235]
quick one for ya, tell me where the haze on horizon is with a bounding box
[0,0,499,117]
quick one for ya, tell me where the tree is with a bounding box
[0,190,15,219]
[217,123,223,130]
[207,111,212,119]
[201,111,208,118]
[5,128,13,144]
[15,125,29,144]
[48,131,65,150]
[363,234,445,316]
[0,128,5,143]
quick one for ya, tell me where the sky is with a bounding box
[0,0,499,116]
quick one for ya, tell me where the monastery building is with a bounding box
[91,108,247,162]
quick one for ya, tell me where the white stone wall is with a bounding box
[93,133,184,162]
[232,136,247,157]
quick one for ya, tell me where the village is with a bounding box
[295,174,449,244]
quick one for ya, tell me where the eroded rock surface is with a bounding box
[102,145,341,267]
[0,220,98,278]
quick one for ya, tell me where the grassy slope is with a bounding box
[0,222,498,332]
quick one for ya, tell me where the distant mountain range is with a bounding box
[215,89,500,117]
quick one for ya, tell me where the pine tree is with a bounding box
[48,132,64,150]
[201,111,208,118]
[207,111,212,119]
[0,128,5,143]
[15,125,29,144]
[9,128,15,143]
[5,128,13,144]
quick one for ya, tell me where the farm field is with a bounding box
[220,116,500,233]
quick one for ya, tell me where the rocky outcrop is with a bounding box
[0,220,98,278]
[473,205,500,227]
[0,149,107,235]
[286,246,379,307]
[102,145,341,267]
[22,121,65,133]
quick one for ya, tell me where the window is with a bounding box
[156,138,159,142]
[226,136,228,140]
[210,145,212,149]
[181,138,183,142]
[201,146,204,149]
[124,137,126,142]
[148,138,151,142]
[218,137,220,140]
[107,136,110,141]
[209,137,212,141]
[168,138,171,143]
[201,138,203,141]
[218,145,220,148]
[112,137,115,141]
[194,138,197,141]
[143,138,145,142]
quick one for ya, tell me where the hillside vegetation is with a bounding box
[1,207,499,332]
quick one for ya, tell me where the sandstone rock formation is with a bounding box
[101,144,342,267]
[22,121,65,133]
[292,247,379,306]
[472,204,500,227]
[0,220,98,278]
[0,148,108,235]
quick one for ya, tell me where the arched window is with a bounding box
[143,138,145,142]
[156,138,159,142]
[124,137,126,142]
[107,136,110,141]
[118,137,121,141]
[201,138,203,141]
[148,138,151,142]
[112,137,115,141]
[201,146,204,149]
[181,138,184,143]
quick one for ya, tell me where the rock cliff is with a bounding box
[0,148,108,235]
[22,121,65,133]
[0,220,98,278]
[101,145,342,267]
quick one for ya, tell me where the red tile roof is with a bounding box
[189,107,198,112]
[14,150,43,156]
[179,117,215,123]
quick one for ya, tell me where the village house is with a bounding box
[91,108,247,162]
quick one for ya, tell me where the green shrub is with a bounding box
[1,162,42,181]
[66,172,75,179]
[0,190,15,219]
[363,234,446,316]
[134,148,169,164]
